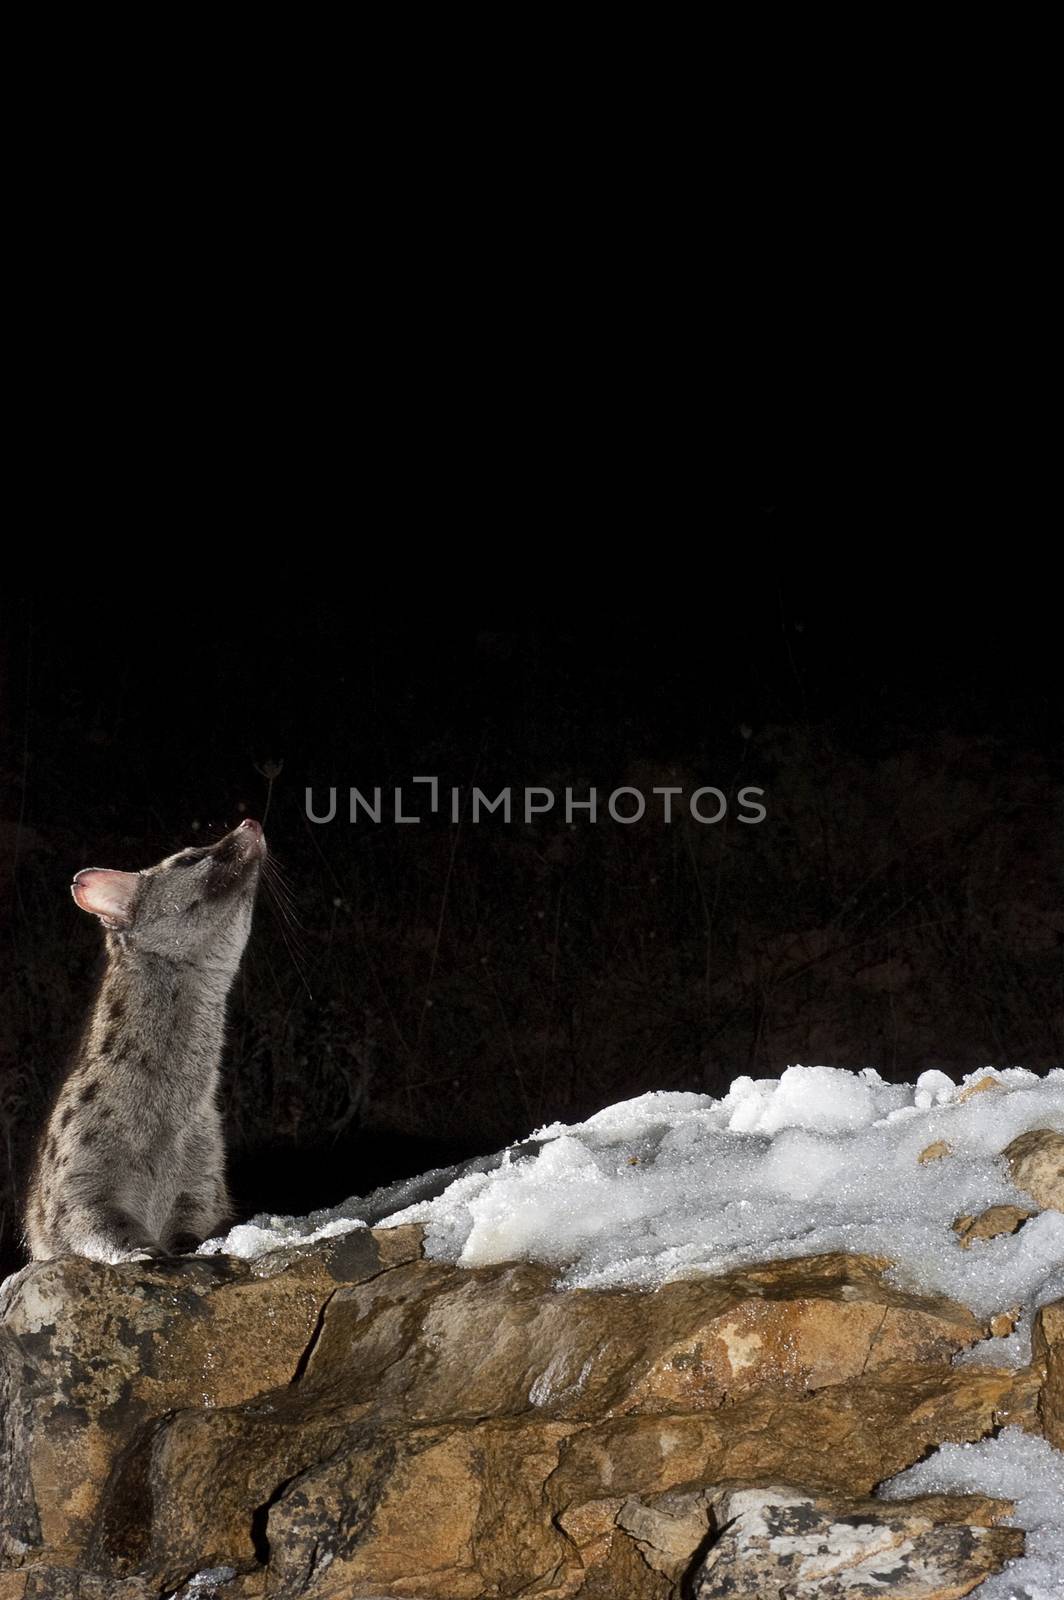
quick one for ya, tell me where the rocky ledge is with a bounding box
[0,1205,1061,1600]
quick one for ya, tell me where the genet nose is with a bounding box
[235,817,266,859]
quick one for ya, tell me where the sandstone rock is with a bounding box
[0,1237,1049,1598]
[1032,1298,1064,1450]
[691,1484,1024,1599]
[88,1401,362,1590]
[0,1572,154,1598]
[0,1227,419,1568]
[988,1305,1021,1338]
[265,1418,578,1599]
[958,1075,1004,1102]
[951,1204,1033,1247]
[567,1530,673,1599]
[616,1488,713,1578]
[291,1250,986,1427]
[1003,1128,1064,1211]
[557,1495,626,1579]
[918,1140,952,1164]
[547,1363,1040,1511]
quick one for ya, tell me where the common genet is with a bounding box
[23,819,265,1263]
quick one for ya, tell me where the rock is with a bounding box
[958,1075,1004,1102]
[547,1362,1039,1511]
[951,1204,1033,1247]
[265,1419,577,1599]
[988,1305,1021,1338]
[616,1488,714,1579]
[0,1237,1051,1598]
[566,1529,673,1599]
[1003,1128,1064,1211]
[168,1573,246,1600]
[0,1573,155,1599]
[293,1250,986,1423]
[1032,1299,1064,1450]
[691,1484,1024,1599]
[918,1140,952,1164]
[0,1227,421,1567]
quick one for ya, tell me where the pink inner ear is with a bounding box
[72,869,140,926]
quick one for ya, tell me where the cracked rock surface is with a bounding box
[691,1485,1024,1600]
[0,1230,1058,1598]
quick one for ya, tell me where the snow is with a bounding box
[198,1214,366,1260]
[955,1311,1038,1370]
[879,1427,1064,1600]
[395,1065,1064,1320]
[116,1062,1064,1598]
[201,1064,1064,1330]
[165,1568,237,1600]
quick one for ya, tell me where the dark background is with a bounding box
[1,580,1061,1279]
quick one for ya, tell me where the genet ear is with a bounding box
[71,869,141,928]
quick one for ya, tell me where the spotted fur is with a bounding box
[23,820,265,1263]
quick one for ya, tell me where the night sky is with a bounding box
[1,575,1060,1277]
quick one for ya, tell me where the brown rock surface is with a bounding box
[1033,1298,1064,1450]
[957,1075,1004,1102]
[547,1363,1039,1511]
[0,1573,156,1599]
[0,1232,1052,1598]
[616,1488,714,1580]
[1004,1128,1064,1211]
[0,1226,421,1564]
[988,1305,1021,1338]
[951,1204,1033,1247]
[290,1250,985,1424]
